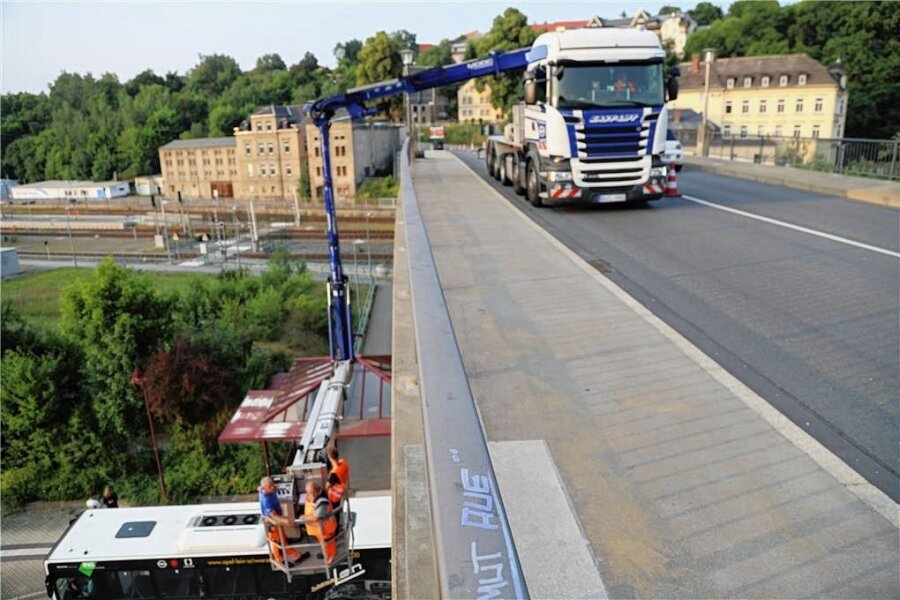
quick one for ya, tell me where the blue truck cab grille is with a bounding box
[562,108,660,188]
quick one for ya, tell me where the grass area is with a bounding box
[1,268,215,330]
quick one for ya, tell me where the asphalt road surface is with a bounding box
[454,151,899,501]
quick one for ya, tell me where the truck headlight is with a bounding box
[547,171,572,182]
[650,166,667,178]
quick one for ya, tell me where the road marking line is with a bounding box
[682,194,900,259]
[0,546,52,558]
[451,152,899,527]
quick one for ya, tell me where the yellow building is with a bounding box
[305,121,401,202]
[232,105,308,201]
[458,80,504,123]
[158,138,238,200]
[670,53,848,140]
[159,104,401,203]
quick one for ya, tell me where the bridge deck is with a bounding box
[410,151,898,598]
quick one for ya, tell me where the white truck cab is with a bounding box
[487,25,680,206]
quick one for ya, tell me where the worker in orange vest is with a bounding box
[326,446,350,508]
[304,481,338,565]
[259,476,302,565]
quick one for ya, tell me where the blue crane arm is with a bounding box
[306,45,543,362]
[307,46,542,124]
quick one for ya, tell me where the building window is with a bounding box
[260,164,267,176]
[725,101,733,114]
[742,100,750,114]
[777,99,785,113]
[258,144,264,155]
[286,165,293,176]
[266,121,272,131]
[814,98,823,112]
[798,74,807,86]
[723,125,731,138]
[836,99,844,115]
[740,125,748,138]
[759,100,767,113]
[270,164,277,176]
[314,147,320,157]
[795,99,804,112]
[779,75,788,87]
[775,125,783,137]
[268,143,274,154]
[283,141,290,153]
[812,125,820,138]
[793,125,802,138]
[743,77,752,88]
[316,166,321,177]
[726,78,735,89]
[256,122,262,131]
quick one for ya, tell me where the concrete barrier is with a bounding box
[685,156,900,208]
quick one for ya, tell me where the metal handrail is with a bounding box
[400,138,529,599]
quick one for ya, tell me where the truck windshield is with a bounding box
[553,62,664,109]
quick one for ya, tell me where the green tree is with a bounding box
[688,1,724,25]
[658,5,682,15]
[356,31,401,85]
[474,7,537,117]
[418,40,453,68]
[256,53,287,72]
[187,53,242,95]
[61,259,172,438]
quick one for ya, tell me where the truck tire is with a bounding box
[513,160,526,195]
[491,154,502,181]
[485,146,495,177]
[499,156,511,186]
[526,160,543,207]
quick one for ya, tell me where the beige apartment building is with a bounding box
[670,54,848,140]
[458,80,505,123]
[159,138,238,200]
[305,121,401,202]
[232,105,308,200]
[159,105,400,203]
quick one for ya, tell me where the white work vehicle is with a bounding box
[485,24,680,206]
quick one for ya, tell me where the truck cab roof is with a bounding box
[533,28,665,64]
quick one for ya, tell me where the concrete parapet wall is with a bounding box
[684,156,900,208]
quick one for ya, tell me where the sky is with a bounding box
[1,1,732,94]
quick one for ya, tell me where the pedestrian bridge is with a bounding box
[391,141,899,599]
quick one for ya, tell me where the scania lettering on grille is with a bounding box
[589,114,640,124]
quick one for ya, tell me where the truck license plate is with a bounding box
[596,193,627,203]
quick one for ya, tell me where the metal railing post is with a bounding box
[891,141,898,181]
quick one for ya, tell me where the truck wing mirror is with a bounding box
[524,80,537,105]
[667,77,679,101]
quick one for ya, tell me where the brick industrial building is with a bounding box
[159,105,400,202]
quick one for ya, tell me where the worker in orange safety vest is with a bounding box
[304,481,338,565]
[326,446,350,508]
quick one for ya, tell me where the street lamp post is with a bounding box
[161,200,172,263]
[64,206,77,267]
[131,371,168,504]
[700,47,717,157]
[401,48,415,157]
[232,205,242,269]
[365,212,373,277]
[352,239,363,312]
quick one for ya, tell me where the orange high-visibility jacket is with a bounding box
[328,458,350,505]
[304,494,337,560]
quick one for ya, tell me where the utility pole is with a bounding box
[249,200,259,252]
[292,186,301,227]
[366,212,373,277]
[401,49,415,158]
[160,200,172,263]
[232,205,242,269]
[700,47,716,157]
[64,206,77,267]
[131,371,168,504]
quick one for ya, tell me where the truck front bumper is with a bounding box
[541,177,667,206]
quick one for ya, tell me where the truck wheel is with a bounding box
[499,157,511,186]
[526,160,543,207]
[492,155,502,181]
[486,149,496,178]
[513,161,526,195]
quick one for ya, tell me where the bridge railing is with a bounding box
[689,132,899,180]
[399,138,529,599]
